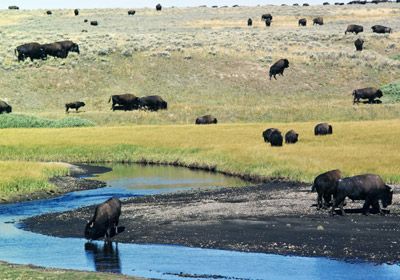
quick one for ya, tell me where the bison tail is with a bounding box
[108,96,112,103]
[328,125,333,134]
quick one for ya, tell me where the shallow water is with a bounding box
[0,164,399,280]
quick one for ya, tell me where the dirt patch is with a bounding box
[22,181,400,264]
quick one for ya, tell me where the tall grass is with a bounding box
[0,114,95,128]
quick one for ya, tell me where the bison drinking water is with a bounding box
[269,59,289,80]
[65,101,85,113]
[331,174,393,215]
[352,87,382,104]
[195,115,217,125]
[311,169,342,209]
[85,197,122,240]
[314,123,332,135]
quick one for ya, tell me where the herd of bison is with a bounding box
[3,3,398,241]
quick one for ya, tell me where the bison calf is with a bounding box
[331,174,393,216]
[85,197,122,240]
[311,169,342,209]
[66,101,85,113]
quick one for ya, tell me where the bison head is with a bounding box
[284,59,289,68]
[85,221,105,240]
[376,90,383,98]
[382,185,393,208]
[71,43,80,54]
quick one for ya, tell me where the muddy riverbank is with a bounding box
[22,180,400,264]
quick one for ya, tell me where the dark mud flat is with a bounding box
[23,181,400,263]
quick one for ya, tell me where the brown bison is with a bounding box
[313,17,323,25]
[353,87,383,104]
[247,18,253,26]
[15,42,47,62]
[314,123,332,135]
[298,18,307,26]
[345,24,363,34]
[66,101,85,113]
[354,38,364,51]
[311,169,342,209]
[371,25,392,34]
[195,115,218,125]
[269,59,289,80]
[262,128,280,143]
[109,94,138,111]
[331,174,393,215]
[0,100,12,114]
[285,130,299,144]
[85,197,122,240]
[269,130,283,147]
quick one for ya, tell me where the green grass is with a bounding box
[0,262,138,280]
[381,82,400,103]
[0,114,95,128]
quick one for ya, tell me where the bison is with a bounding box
[323,2,330,5]
[74,9,79,16]
[285,130,299,144]
[108,94,138,111]
[345,24,363,34]
[15,42,47,62]
[66,101,85,113]
[371,25,392,34]
[195,115,218,125]
[262,128,280,143]
[353,87,382,104]
[311,169,342,209]
[331,174,393,215]
[248,18,253,26]
[269,59,289,80]
[314,123,332,135]
[354,38,364,51]
[0,100,12,114]
[265,18,271,27]
[269,130,283,147]
[156,3,162,11]
[138,95,167,111]
[85,197,122,240]
[90,21,98,26]
[313,17,323,25]
[56,40,80,55]
[303,3,310,6]
[261,14,273,21]
[8,6,19,10]
[298,18,307,26]
[128,10,136,15]
[41,43,67,58]
[46,10,52,15]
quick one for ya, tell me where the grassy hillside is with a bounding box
[0,5,398,124]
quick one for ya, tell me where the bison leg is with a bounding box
[274,75,277,80]
[317,193,323,210]
[362,199,371,215]
[66,107,69,113]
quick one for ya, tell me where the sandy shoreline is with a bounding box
[21,179,400,264]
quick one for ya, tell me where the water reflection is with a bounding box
[85,241,121,273]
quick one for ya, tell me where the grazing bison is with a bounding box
[41,43,67,58]
[323,2,330,5]
[90,21,98,26]
[371,25,392,34]
[46,10,52,15]
[156,3,162,11]
[353,87,383,104]
[331,174,393,215]
[345,24,363,34]
[57,40,80,55]
[65,101,85,113]
[269,130,283,147]
[195,115,218,125]
[314,123,332,135]
[262,128,280,143]
[248,18,253,26]
[261,14,273,21]
[313,17,323,25]
[285,130,299,144]
[85,197,122,240]
[108,94,138,111]
[298,18,307,26]
[311,169,342,209]
[15,42,47,62]
[269,59,289,80]
[138,95,167,111]
[0,100,12,114]
[84,19,88,23]
[128,10,136,15]
[303,3,310,6]
[8,6,19,10]
[74,9,79,16]
[354,38,364,51]
[265,18,271,27]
